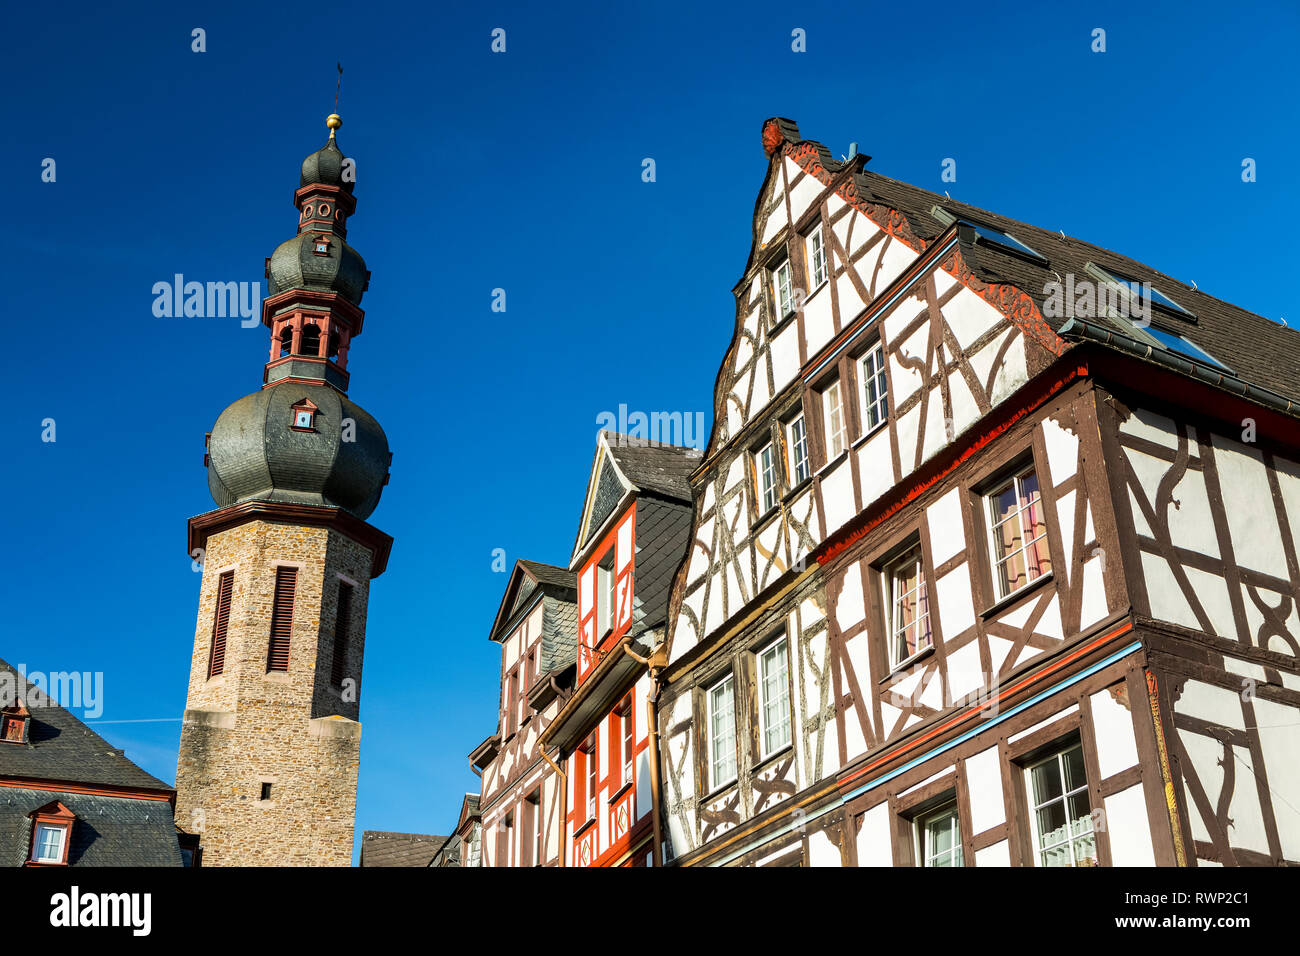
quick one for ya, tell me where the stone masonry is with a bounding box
[175,519,374,866]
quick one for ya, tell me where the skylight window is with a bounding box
[1089,265,1194,318]
[962,221,1046,262]
[1142,325,1231,372]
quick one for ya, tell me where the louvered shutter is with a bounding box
[267,566,297,672]
[331,581,354,686]
[207,571,234,678]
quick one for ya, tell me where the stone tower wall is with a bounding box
[175,519,374,866]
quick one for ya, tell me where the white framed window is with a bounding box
[596,552,615,636]
[622,697,635,785]
[807,222,827,288]
[533,794,543,866]
[584,733,598,821]
[774,259,794,319]
[821,378,846,460]
[707,673,737,790]
[886,545,932,666]
[917,802,964,867]
[860,343,888,433]
[757,636,791,757]
[32,824,66,864]
[754,441,779,513]
[786,413,810,485]
[1026,742,1096,866]
[986,465,1052,599]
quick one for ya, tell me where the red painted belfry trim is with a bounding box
[815,360,1091,567]
[836,619,1135,793]
[188,500,393,578]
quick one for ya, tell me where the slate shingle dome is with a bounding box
[300,136,354,193]
[206,381,390,519]
[267,232,368,305]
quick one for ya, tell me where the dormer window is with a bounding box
[26,801,75,866]
[289,398,319,432]
[1,700,30,743]
[312,234,332,256]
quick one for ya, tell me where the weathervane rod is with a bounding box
[334,62,343,115]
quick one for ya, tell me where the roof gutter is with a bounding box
[1057,318,1300,417]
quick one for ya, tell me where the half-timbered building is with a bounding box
[540,432,700,866]
[656,117,1300,867]
[470,560,577,866]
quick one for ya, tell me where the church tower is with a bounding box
[176,114,393,866]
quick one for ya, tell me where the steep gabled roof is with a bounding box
[0,657,172,793]
[487,559,577,644]
[570,432,702,567]
[759,118,1300,406]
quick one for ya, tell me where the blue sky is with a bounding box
[2,0,1296,857]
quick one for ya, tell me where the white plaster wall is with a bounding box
[1104,784,1156,866]
[965,747,1005,834]
[856,801,893,866]
[1090,686,1140,779]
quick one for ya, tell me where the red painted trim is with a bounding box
[591,814,653,868]
[836,619,1135,792]
[0,777,174,802]
[188,501,393,578]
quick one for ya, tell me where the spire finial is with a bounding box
[327,63,343,138]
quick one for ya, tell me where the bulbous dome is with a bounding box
[267,233,368,305]
[301,137,354,193]
[206,382,390,519]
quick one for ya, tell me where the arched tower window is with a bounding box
[327,331,340,360]
[279,326,293,357]
[299,323,321,357]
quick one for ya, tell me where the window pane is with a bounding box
[757,444,778,512]
[36,825,64,861]
[1031,759,1063,805]
[1062,744,1087,792]
[824,381,844,457]
[760,641,790,754]
[788,415,809,484]
[889,549,930,664]
[710,678,736,785]
[862,347,888,431]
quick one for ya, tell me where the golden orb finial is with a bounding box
[326,113,342,137]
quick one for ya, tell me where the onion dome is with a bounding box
[267,233,368,305]
[300,114,354,193]
[206,381,390,519]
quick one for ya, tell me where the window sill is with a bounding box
[980,571,1054,619]
[781,475,813,504]
[609,781,634,802]
[701,778,738,804]
[769,310,798,337]
[754,742,793,772]
[752,502,782,533]
[852,420,888,450]
[816,450,848,478]
[880,643,936,683]
[573,817,597,839]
